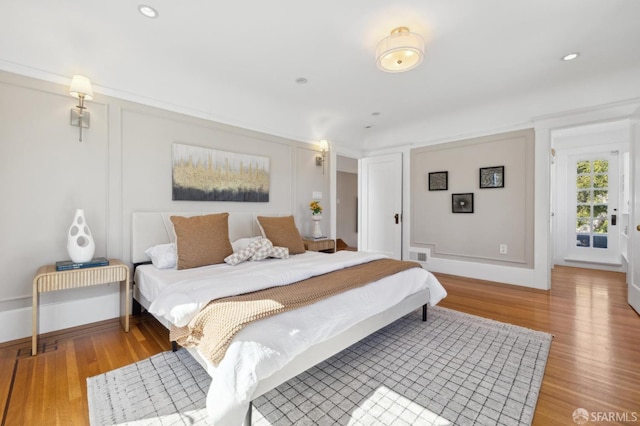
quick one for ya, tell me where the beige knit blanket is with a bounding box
[170,258,421,366]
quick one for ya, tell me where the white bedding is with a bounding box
[135,251,447,425]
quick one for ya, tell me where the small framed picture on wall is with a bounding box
[428,171,448,191]
[452,193,474,213]
[479,166,504,189]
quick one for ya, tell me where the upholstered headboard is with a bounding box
[131,211,289,264]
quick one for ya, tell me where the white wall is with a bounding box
[0,70,328,343]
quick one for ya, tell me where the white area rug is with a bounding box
[87,306,552,425]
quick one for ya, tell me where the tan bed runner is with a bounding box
[170,258,421,366]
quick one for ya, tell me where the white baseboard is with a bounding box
[420,256,541,289]
[0,292,120,344]
[554,258,625,273]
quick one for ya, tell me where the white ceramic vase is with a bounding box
[67,208,95,263]
[311,214,323,238]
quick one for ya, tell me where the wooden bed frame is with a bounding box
[130,211,429,424]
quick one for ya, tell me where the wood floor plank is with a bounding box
[62,340,85,426]
[0,347,16,420]
[0,266,638,425]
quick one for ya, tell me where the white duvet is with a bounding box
[140,251,447,425]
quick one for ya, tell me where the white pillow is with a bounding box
[231,236,262,253]
[144,243,177,269]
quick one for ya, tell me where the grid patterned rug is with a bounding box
[87,306,552,426]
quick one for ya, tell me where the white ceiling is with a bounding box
[1,1,639,153]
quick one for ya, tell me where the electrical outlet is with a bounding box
[499,244,508,255]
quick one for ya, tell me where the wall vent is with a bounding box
[409,247,430,263]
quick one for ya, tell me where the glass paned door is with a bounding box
[567,152,619,263]
[575,159,609,248]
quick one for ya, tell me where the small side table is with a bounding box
[303,238,336,253]
[32,259,130,356]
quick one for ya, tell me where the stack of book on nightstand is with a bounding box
[55,257,109,271]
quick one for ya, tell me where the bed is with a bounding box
[131,211,447,425]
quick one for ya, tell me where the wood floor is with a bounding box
[1,265,638,425]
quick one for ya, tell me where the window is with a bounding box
[575,159,608,249]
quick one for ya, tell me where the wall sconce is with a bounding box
[69,75,93,142]
[316,139,329,174]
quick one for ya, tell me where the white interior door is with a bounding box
[359,153,402,259]
[629,115,640,314]
[564,151,620,265]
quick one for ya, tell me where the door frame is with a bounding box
[554,145,625,270]
[535,102,640,290]
[550,122,629,272]
[628,109,640,314]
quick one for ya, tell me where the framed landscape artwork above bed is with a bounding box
[172,143,270,202]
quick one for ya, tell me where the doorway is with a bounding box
[336,155,358,251]
[552,121,629,271]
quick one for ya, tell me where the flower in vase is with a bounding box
[309,201,322,215]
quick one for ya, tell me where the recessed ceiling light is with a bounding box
[138,5,158,18]
[295,77,308,84]
[562,52,579,61]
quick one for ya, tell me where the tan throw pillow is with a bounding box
[257,215,306,255]
[171,213,233,269]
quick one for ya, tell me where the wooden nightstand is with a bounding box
[303,238,336,253]
[32,259,130,355]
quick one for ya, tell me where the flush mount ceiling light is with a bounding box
[562,52,580,61]
[376,26,425,73]
[138,4,158,18]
